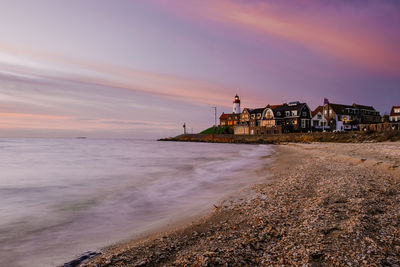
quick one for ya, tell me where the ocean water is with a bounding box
[0,138,273,267]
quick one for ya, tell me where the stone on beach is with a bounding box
[83,142,400,266]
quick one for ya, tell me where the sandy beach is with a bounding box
[83,142,400,266]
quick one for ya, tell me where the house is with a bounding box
[219,112,240,126]
[234,108,252,135]
[324,103,358,131]
[270,102,312,133]
[311,106,329,131]
[234,101,311,135]
[390,106,400,122]
[352,104,381,124]
[323,102,380,131]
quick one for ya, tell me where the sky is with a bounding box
[0,0,399,138]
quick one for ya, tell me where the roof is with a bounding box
[312,106,323,117]
[219,113,229,120]
[328,103,354,115]
[391,106,400,116]
[269,105,280,109]
[249,108,265,114]
[242,108,253,113]
[271,103,309,118]
[352,103,376,111]
[328,103,379,115]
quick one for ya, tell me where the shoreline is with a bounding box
[66,144,277,266]
[83,142,400,266]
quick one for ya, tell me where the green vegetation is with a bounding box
[199,126,233,134]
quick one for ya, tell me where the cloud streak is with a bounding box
[0,42,264,108]
[155,0,400,74]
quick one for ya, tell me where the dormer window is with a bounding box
[285,111,290,116]
[277,111,281,116]
[265,110,274,119]
[291,111,297,116]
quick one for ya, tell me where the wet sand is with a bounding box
[83,142,400,266]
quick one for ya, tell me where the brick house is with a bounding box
[219,113,240,126]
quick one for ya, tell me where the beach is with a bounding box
[84,142,400,266]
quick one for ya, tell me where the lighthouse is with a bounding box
[233,94,241,114]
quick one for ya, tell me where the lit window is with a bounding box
[265,110,273,119]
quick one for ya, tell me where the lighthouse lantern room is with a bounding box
[233,94,241,114]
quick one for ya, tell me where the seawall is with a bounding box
[159,131,400,144]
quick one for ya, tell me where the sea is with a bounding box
[0,138,274,267]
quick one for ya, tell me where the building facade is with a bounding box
[311,106,329,130]
[219,113,240,126]
[323,103,380,131]
[234,101,311,135]
[390,106,400,122]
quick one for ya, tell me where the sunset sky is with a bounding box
[1,0,399,138]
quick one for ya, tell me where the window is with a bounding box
[301,119,306,128]
[265,110,274,119]
[277,111,281,116]
[285,111,290,116]
[292,111,297,116]
[317,114,322,119]
[265,120,275,127]
[302,111,307,116]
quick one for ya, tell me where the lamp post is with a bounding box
[213,107,217,127]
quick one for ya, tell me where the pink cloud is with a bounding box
[154,0,400,74]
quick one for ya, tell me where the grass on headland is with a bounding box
[200,126,233,135]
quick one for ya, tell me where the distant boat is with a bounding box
[76,137,87,139]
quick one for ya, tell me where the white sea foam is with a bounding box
[0,139,273,267]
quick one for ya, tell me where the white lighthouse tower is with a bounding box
[233,94,241,114]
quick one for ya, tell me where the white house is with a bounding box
[311,106,328,130]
